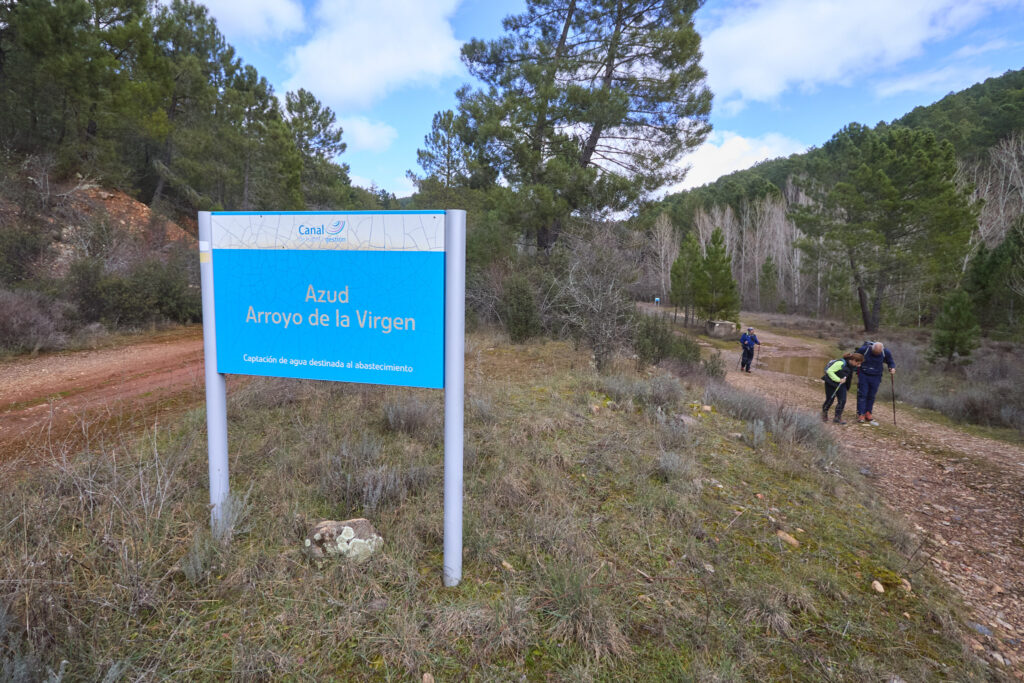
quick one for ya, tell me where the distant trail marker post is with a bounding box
[198,209,466,586]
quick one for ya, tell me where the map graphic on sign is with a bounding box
[210,211,445,389]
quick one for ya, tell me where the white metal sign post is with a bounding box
[443,210,465,587]
[198,213,229,539]
[198,209,465,586]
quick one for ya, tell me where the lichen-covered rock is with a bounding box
[304,518,383,563]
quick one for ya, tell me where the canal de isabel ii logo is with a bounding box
[298,220,346,237]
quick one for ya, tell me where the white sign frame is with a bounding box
[198,209,466,586]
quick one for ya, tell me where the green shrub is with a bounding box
[66,255,200,326]
[928,289,980,363]
[127,256,201,323]
[498,273,541,342]
[0,223,51,285]
[633,314,673,368]
[65,257,106,322]
[634,315,700,371]
[669,333,700,363]
[701,350,726,379]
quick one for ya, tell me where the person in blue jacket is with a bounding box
[739,327,760,373]
[822,352,863,424]
[855,341,896,425]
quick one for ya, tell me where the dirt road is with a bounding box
[727,314,1024,674]
[0,327,206,462]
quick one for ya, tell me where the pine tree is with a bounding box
[964,223,1024,333]
[794,124,978,332]
[410,109,471,208]
[693,227,739,322]
[459,0,712,249]
[929,289,980,363]
[284,88,350,209]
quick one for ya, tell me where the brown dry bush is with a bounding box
[651,449,698,485]
[229,376,310,411]
[0,288,70,354]
[382,393,441,440]
[0,430,198,677]
[703,381,830,451]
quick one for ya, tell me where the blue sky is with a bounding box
[199,0,1024,199]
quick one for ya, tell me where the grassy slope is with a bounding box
[1,332,988,680]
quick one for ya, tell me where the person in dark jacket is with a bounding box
[739,327,760,373]
[855,341,896,425]
[822,353,864,424]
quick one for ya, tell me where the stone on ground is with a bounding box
[304,518,383,563]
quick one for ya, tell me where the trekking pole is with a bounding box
[890,372,897,426]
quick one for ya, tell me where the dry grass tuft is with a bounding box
[537,560,631,660]
[652,449,697,485]
[382,394,439,439]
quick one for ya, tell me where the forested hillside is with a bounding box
[0,0,394,214]
[0,0,409,355]
[643,69,1024,336]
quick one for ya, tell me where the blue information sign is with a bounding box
[209,211,445,389]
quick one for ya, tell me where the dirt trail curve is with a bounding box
[726,314,1024,675]
[0,327,206,463]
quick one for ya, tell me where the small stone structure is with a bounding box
[304,518,383,563]
[705,320,737,338]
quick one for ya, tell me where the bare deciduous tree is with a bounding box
[553,223,640,372]
[957,132,1024,268]
[650,213,680,301]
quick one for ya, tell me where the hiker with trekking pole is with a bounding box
[822,353,864,424]
[854,341,896,426]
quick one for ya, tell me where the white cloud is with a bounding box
[390,174,417,198]
[201,0,305,40]
[701,0,1023,111]
[349,173,421,197]
[875,65,1001,97]
[349,174,377,190]
[339,117,398,153]
[954,38,1016,58]
[665,131,807,193]
[283,0,464,111]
